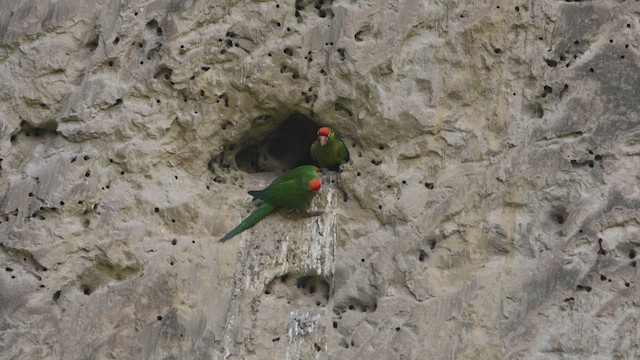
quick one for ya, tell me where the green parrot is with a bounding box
[310,127,350,169]
[220,165,322,241]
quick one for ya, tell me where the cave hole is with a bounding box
[19,120,57,140]
[235,113,319,173]
[86,34,99,51]
[549,207,567,225]
[82,285,92,295]
[419,250,427,262]
[145,19,163,36]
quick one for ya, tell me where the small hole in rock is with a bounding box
[419,251,427,262]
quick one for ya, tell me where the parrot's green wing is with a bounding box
[335,138,350,163]
[248,165,320,209]
[257,165,319,191]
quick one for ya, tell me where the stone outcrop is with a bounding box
[1,0,639,359]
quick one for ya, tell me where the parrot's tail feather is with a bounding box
[247,190,268,203]
[219,203,276,241]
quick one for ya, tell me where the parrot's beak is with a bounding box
[319,136,327,146]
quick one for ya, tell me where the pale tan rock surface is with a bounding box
[1,0,639,359]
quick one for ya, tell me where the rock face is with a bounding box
[1,0,640,359]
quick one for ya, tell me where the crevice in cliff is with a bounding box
[237,113,318,173]
[265,273,330,304]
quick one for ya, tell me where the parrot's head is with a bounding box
[308,178,321,192]
[317,127,333,147]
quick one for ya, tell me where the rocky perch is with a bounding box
[1,1,639,359]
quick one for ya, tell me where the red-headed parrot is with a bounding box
[220,165,322,241]
[310,127,350,169]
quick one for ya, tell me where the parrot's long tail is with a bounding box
[220,203,276,241]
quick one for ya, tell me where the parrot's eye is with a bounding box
[317,127,331,137]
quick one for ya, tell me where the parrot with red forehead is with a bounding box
[220,165,322,241]
[310,127,350,169]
